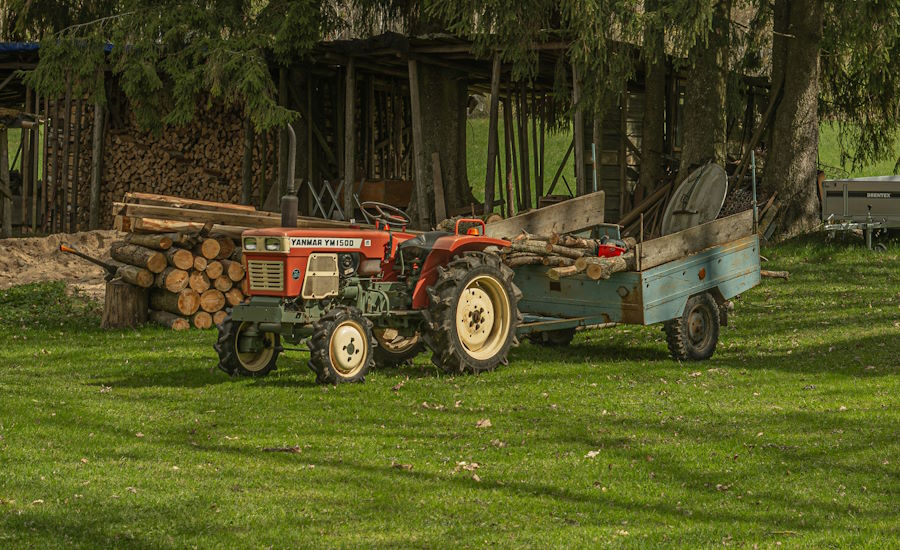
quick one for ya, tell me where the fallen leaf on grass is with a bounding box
[422,401,445,410]
[99,385,112,393]
[391,462,413,471]
[31,499,44,505]
[690,371,702,378]
[716,483,732,492]
[616,529,629,536]
[476,418,492,428]
[263,446,301,454]
[585,450,601,459]
[839,405,848,411]
[453,461,480,473]
[80,458,88,464]
[391,380,405,391]
[490,439,507,448]
[135,432,144,438]
[472,474,481,482]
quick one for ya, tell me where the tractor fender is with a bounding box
[411,235,510,309]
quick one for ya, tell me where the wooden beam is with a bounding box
[517,85,532,210]
[572,62,586,196]
[0,128,10,236]
[89,97,105,229]
[114,202,378,230]
[638,210,754,270]
[22,86,32,232]
[31,92,40,232]
[432,152,447,222]
[502,97,516,215]
[407,59,430,227]
[70,95,84,230]
[125,192,258,212]
[483,54,501,216]
[485,190,605,238]
[60,78,72,233]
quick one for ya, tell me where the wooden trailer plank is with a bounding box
[485,190,605,239]
[638,210,754,270]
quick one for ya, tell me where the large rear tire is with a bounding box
[215,313,281,377]
[663,293,720,361]
[424,251,522,374]
[308,307,376,384]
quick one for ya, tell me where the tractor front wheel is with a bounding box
[215,313,281,377]
[308,307,376,384]
[663,293,720,361]
[424,251,521,374]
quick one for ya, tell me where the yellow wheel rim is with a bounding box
[234,322,276,372]
[455,275,511,361]
[329,320,369,376]
[373,328,419,353]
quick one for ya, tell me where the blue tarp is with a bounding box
[0,42,40,52]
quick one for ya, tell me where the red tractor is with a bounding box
[215,202,521,384]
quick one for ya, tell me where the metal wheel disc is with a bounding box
[234,322,276,372]
[687,307,712,349]
[329,320,369,376]
[455,275,510,360]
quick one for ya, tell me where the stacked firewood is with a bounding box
[107,230,246,330]
[497,232,638,281]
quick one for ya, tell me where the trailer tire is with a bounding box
[308,307,376,384]
[664,292,720,361]
[215,313,281,377]
[424,251,522,374]
[527,328,576,347]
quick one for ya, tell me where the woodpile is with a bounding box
[497,231,637,281]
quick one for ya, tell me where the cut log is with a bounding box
[192,311,213,329]
[541,256,576,267]
[212,234,236,260]
[761,269,789,280]
[220,259,245,282]
[546,264,585,281]
[131,217,245,240]
[225,287,245,306]
[110,242,167,273]
[505,254,544,267]
[195,238,220,260]
[150,288,200,316]
[154,267,189,293]
[193,255,208,272]
[200,289,226,313]
[189,271,211,293]
[205,260,224,280]
[101,280,148,329]
[149,310,190,330]
[214,276,234,292]
[575,254,636,280]
[125,232,173,250]
[164,247,194,270]
[212,310,228,326]
[542,242,589,259]
[110,263,154,288]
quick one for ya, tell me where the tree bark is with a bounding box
[149,310,190,330]
[150,289,200,316]
[639,0,666,194]
[102,280,148,329]
[110,242,167,273]
[766,0,824,238]
[678,0,730,177]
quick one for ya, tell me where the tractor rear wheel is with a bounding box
[308,307,376,384]
[373,328,423,367]
[424,251,522,374]
[215,313,281,377]
[527,328,576,347]
[663,292,720,361]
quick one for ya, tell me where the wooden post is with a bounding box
[22,86,32,233]
[484,54,501,216]
[517,85,531,210]
[89,98,105,229]
[47,98,60,232]
[60,78,72,233]
[502,97,515,215]
[572,62,586,197]
[432,152,447,222]
[32,93,41,232]
[532,89,542,202]
[343,58,356,219]
[70,95,83,231]
[241,116,254,205]
[41,96,49,231]
[0,127,10,237]
[619,90,627,216]
[407,59,430,226]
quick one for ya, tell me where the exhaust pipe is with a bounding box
[281,123,298,228]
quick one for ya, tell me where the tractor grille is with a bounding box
[302,253,339,299]
[247,260,284,291]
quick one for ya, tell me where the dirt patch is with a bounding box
[0,230,122,300]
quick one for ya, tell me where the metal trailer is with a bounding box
[514,210,761,357]
[822,175,900,250]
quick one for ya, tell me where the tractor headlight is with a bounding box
[243,237,258,251]
[265,238,282,251]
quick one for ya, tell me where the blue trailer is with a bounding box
[513,210,760,360]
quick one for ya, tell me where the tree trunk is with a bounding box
[639,0,666,194]
[766,0,824,238]
[678,0,730,178]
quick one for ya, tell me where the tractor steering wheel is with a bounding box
[360,201,411,229]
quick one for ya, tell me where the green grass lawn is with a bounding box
[1,236,898,547]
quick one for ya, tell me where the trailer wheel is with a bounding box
[424,251,522,374]
[373,328,423,367]
[664,293,720,361]
[215,313,280,377]
[527,328,576,347]
[308,307,376,384]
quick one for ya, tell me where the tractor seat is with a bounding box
[397,231,451,262]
